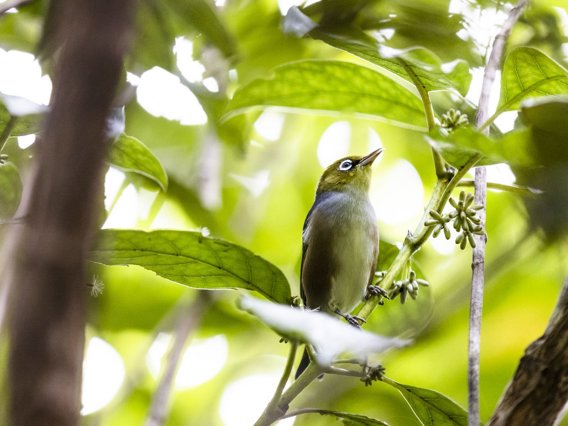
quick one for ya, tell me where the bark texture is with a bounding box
[489,279,568,426]
[6,1,135,425]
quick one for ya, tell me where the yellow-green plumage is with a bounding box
[296,149,382,378]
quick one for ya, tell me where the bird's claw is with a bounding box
[366,284,389,299]
[335,309,365,328]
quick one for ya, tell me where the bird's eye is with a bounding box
[338,159,353,171]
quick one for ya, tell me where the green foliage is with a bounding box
[225,60,427,129]
[0,160,22,219]
[2,0,568,425]
[293,409,389,425]
[384,378,468,426]
[108,133,169,191]
[496,47,568,118]
[284,8,471,96]
[516,96,568,239]
[427,127,533,169]
[168,0,236,58]
[90,229,291,303]
[0,94,44,136]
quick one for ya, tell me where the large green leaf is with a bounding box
[496,47,568,116]
[289,409,389,425]
[384,378,467,426]
[108,133,169,191]
[225,60,426,130]
[90,230,291,303]
[426,127,533,169]
[308,29,468,96]
[284,8,470,95]
[0,161,22,219]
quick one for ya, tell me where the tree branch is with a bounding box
[3,0,135,424]
[489,278,568,425]
[145,292,213,426]
[470,2,528,424]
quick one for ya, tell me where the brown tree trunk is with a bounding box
[5,1,135,425]
[489,278,568,426]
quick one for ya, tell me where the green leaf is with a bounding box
[310,27,471,96]
[0,161,22,219]
[289,409,389,425]
[384,378,467,426]
[0,94,46,136]
[170,0,236,58]
[426,127,533,169]
[521,95,568,138]
[90,229,291,304]
[496,47,568,116]
[516,96,568,240]
[108,133,169,191]
[225,60,427,130]
[377,240,400,272]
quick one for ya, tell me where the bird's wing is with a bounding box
[300,193,336,310]
[300,203,316,305]
[367,225,379,286]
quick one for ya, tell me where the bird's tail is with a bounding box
[295,347,310,379]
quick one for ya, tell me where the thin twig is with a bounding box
[145,292,212,426]
[470,2,528,425]
[254,362,323,426]
[397,58,448,179]
[457,179,543,196]
[0,117,16,153]
[262,340,299,421]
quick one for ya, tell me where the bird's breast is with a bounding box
[302,191,378,314]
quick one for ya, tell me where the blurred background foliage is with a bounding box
[1,0,568,425]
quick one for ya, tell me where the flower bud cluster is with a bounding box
[440,108,469,132]
[391,270,429,304]
[426,191,485,250]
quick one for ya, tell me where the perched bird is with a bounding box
[295,148,382,378]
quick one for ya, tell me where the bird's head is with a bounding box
[316,148,383,195]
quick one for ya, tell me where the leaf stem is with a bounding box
[279,408,335,420]
[457,179,542,196]
[0,116,16,154]
[106,174,130,217]
[397,58,448,179]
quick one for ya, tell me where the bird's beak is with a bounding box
[359,148,383,167]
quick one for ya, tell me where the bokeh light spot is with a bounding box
[81,337,125,415]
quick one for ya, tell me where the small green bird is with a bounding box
[295,148,383,378]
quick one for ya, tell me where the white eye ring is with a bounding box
[338,159,353,171]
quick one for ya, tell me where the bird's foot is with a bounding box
[335,309,365,327]
[366,284,389,299]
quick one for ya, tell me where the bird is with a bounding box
[295,148,383,379]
